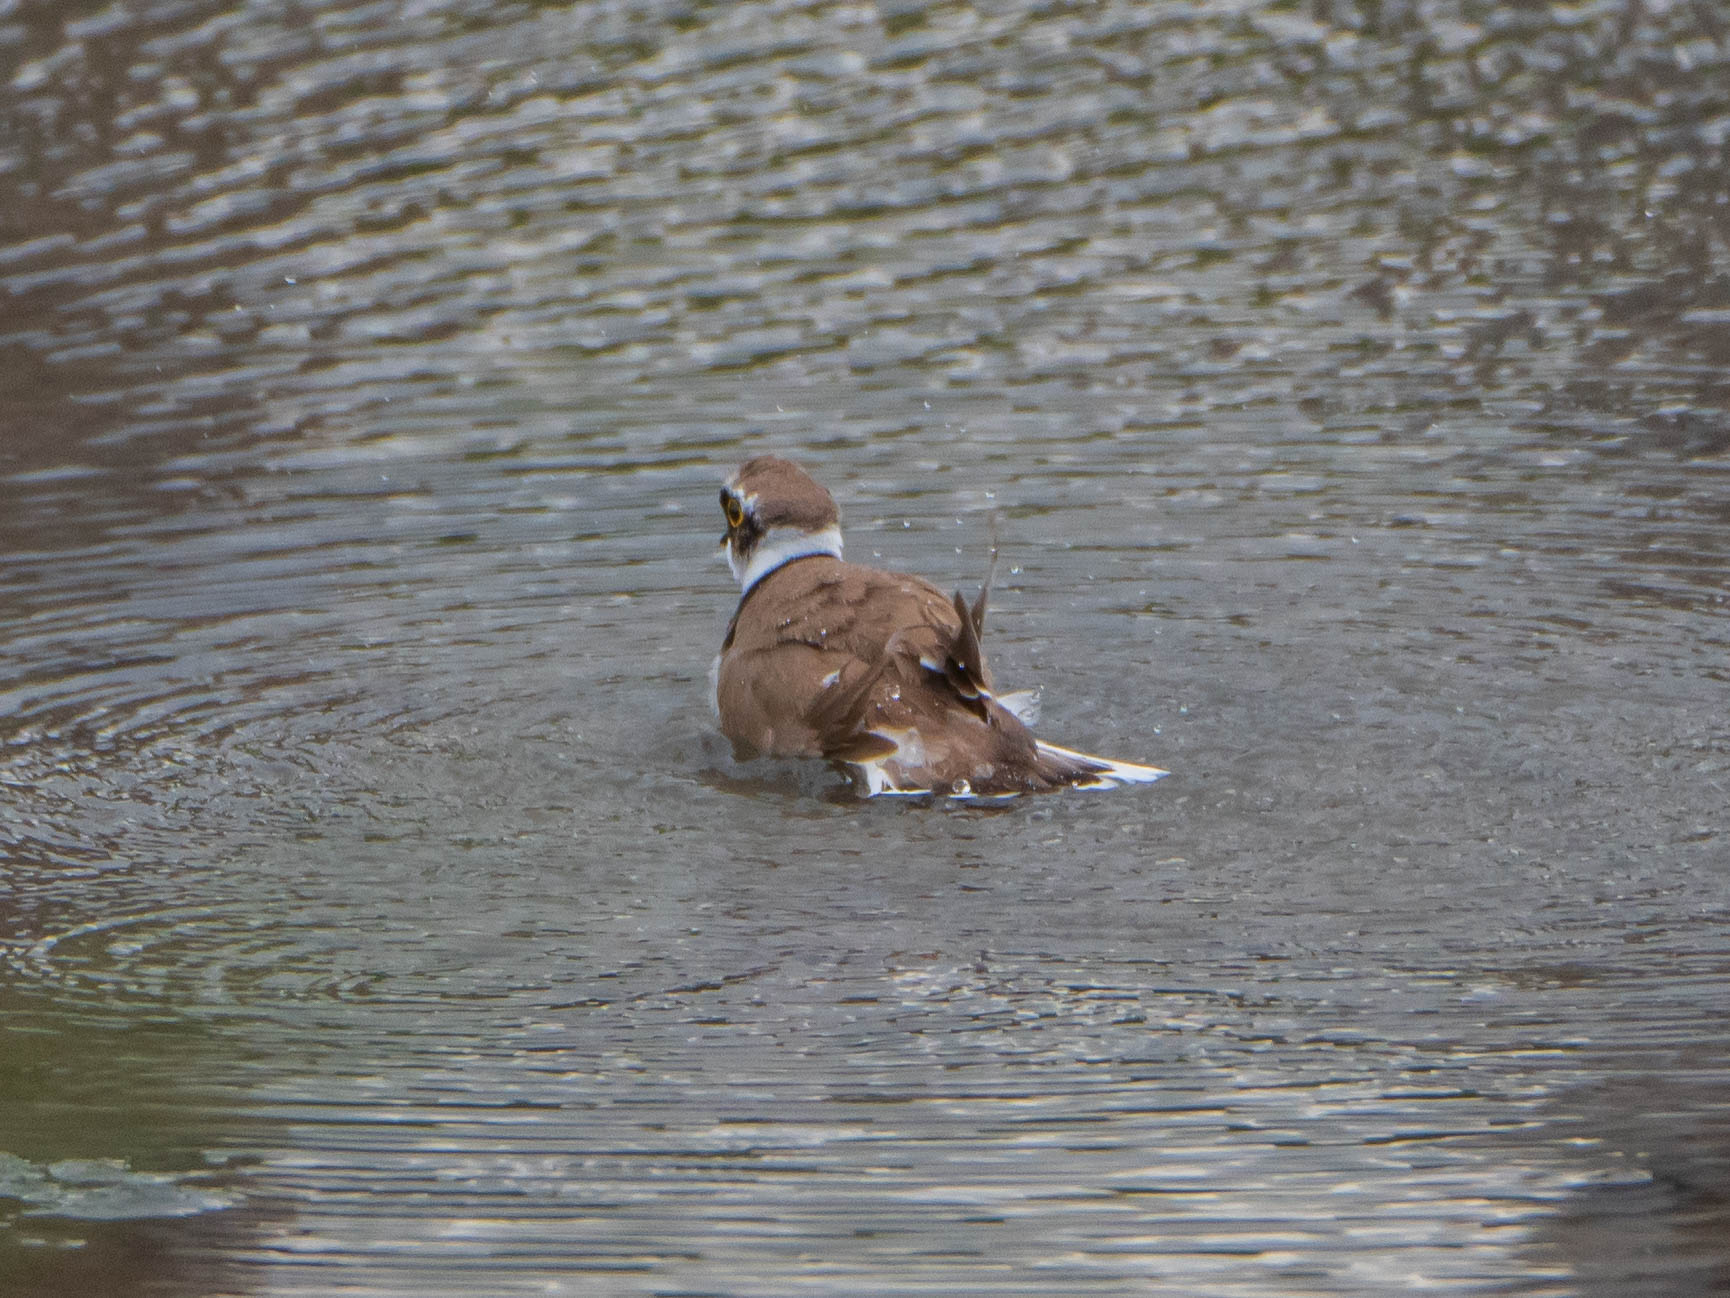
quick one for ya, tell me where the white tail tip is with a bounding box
[1036,740,1169,790]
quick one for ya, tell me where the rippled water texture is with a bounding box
[3,1,1729,1294]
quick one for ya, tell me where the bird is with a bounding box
[710,455,1167,798]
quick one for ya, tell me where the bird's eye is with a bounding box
[724,495,745,529]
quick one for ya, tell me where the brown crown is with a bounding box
[729,456,841,532]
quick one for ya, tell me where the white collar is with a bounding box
[732,524,843,593]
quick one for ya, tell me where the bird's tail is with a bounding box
[1034,740,1168,790]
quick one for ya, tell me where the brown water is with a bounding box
[3,2,1729,1295]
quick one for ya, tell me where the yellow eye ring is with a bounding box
[724,496,745,528]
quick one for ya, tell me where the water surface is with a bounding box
[3,2,1728,1294]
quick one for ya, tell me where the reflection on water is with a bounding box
[3,0,1729,1294]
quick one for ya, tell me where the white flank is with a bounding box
[859,768,933,797]
[733,524,844,593]
[997,688,1041,726]
[850,730,1166,798]
[1035,740,1168,790]
[852,729,931,796]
